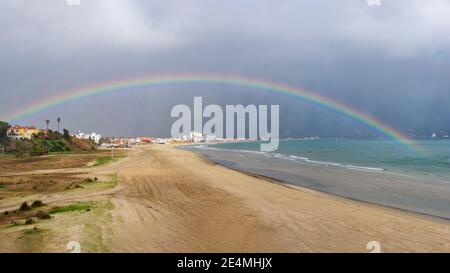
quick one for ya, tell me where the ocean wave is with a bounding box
[189,144,269,156]
[189,145,385,172]
[289,155,309,161]
[344,165,385,172]
[287,154,385,172]
[189,144,221,150]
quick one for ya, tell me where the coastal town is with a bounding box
[2,120,236,153]
[5,122,448,149]
[5,122,449,152]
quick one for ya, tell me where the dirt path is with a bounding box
[106,145,450,252]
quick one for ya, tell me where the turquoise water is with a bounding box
[211,139,450,180]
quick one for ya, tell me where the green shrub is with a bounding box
[35,210,51,220]
[49,202,92,214]
[30,142,48,157]
[34,139,71,153]
[63,129,70,140]
[94,156,126,167]
[31,200,44,208]
[19,202,30,211]
[13,140,31,158]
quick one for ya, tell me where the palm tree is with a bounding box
[57,117,61,132]
[45,120,50,130]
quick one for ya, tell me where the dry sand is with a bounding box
[105,144,450,252]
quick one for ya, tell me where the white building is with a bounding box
[189,131,204,143]
[205,135,217,142]
[74,131,102,144]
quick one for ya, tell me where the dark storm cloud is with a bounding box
[1,0,450,137]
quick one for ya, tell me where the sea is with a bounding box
[182,139,450,219]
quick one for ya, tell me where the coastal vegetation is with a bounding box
[94,156,127,167]
[0,119,126,252]
[0,120,96,158]
[49,202,92,214]
[0,121,10,153]
[0,143,124,252]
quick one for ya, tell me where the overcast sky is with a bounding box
[1,0,450,137]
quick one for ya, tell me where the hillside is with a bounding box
[4,130,97,157]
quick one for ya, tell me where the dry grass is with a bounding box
[0,150,129,175]
[0,172,85,197]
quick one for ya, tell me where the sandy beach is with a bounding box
[105,144,450,252]
[1,144,449,252]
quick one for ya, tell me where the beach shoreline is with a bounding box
[107,144,450,252]
[182,143,450,220]
[216,164,450,222]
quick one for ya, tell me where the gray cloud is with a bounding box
[1,0,450,137]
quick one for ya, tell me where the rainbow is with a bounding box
[1,73,414,146]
